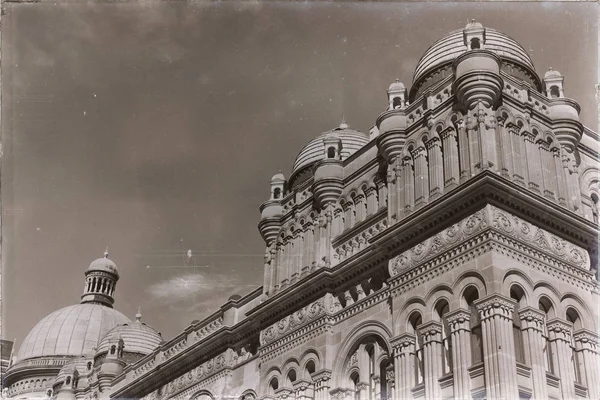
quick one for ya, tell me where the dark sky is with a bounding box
[3,1,597,347]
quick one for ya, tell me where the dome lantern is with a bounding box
[544,67,565,99]
[387,79,407,110]
[463,19,486,51]
[81,250,120,307]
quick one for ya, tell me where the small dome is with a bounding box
[16,304,130,362]
[544,68,562,78]
[96,314,162,356]
[411,24,538,100]
[388,79,405,91]
[271,171,285,182]
[87,253,118,276]
[465,19,483,30]
[290,125,369,187]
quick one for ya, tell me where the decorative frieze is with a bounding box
[193,317,224,342]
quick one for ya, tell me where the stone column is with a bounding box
[357,344,370,400]
[518,307,548,400]
[508,123,526,186]
[413,146,429,209]
[426,136,443,200]
[440,127,459,190]
[385,366,395,400]
[523,131,541,193]
[402,156,414,214]
[496,116,511,178]
[417,321,443,400]
[394,158,405,221]
[294,380,312,400]
[391,333,416,400]
[457,119,471,183]
[553,148,567,206]
[573,329,600,400]
[474,294,519,400]
[386,163,397,222]
[546,318,576,400]
[446,309,471,400]
[312,370,331,400]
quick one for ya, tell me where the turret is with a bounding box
[376,80,409,163]
[98,337,125,391]
[81,251,119,307]
[258,172,285,246]
[452,49,503,110]
[543,68,583,152]
[313,131,344,208]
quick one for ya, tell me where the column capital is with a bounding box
[573,328,600,352]
[417,320,443,344]
[546,318,573,343]
[518,306,546,332]
[293,379,312,392]
[474,293,516,321]
[390,332,416,356]
[446,308,471,333]
[355,382,369,391]
[275,388,293,399]
[311,369,332,385]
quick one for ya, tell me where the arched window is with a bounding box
[87,361,92,370]
[463,286,483,364]
[65,377,71,386]
[110,345,116,355]
[268,377,279,397]
[305,360,316,400]
[286,369,297,387]
[435,300,452,374]
[549,85,560,99]
[274,187,282,200]
[510,285,526,364]
[350,371,360,400]
[591,193,598,223]
[392,97,402,109]
[539,297,554,374]
[408,311,424,385]
[327,147,336,159]
[470,38,481,50]
[566,308,583,383]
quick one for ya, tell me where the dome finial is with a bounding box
[339,114,348,129]
[104,246,109,258]
[135,307,142,322]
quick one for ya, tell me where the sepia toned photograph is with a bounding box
[1,1,598,399]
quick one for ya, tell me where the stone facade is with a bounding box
[5,21,600,400]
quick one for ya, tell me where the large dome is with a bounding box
[289,125,369,187]
[16,303,130,362]
[410,22,540,101]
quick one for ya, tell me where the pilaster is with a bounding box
[417,321,443,400]
[547,318,576,400]
[518,307,548,400]
[446,309,471,400]
[474,294,519,400]
[573,329,600,400]
[391,333,416,400]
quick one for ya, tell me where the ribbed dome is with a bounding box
[290,125,369,184]
[16,304,130,362]
[412,25,536,94]
[96,317,163,356]
[87,255,118,276]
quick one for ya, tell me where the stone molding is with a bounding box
[573,329,599,353]
[546,318,573,342]
[259,318,331,362]
[388,205,590,280]
[474,294,516,321]
[390,333,416,356]
[311,369,332,386]
[518,306,546,332]
[417,321,443,344]
[446,309,471,333]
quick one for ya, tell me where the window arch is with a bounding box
[392,97,402,109]
[470,38,481,50]
[510,285,526,364]
[549,85,560,99]
[435,299,452,374]
[463,286,483,364]
[110,345,116,355]
[566,308,583,383]
[274,187,282,200]
[408,311,424,385]
[327,147,336,159]
[539,297,555,373]
[286,369,297,387]
[268,377,279,397]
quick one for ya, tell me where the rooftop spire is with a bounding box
[135,307,142,322]
[104,246,109,258]
[339,114,348,129]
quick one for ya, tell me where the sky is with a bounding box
[2,1,597,349]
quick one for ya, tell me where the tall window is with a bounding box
[393,97,402,109]
[435,300,452,374]
[566,308,583,383]
[591,193,598,223]
[470,38,481,50]
[539,297,554,374]
[464,286,483,364]
[510,285,526,364]
[549,86,560,99]
[408,312,424,385]
[305,360,316,400]
[327,147,336,159]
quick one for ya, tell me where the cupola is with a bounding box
[81,250,119,307]
[544,67,565,98]
[258,172,285,246]
[387,79,407,110]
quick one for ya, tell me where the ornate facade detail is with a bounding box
[474,294,516,321]
[194,317,224,342]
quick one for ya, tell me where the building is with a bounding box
[4,21,599,400]
[1,340,14,389]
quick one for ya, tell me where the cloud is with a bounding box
[146,272,249,305]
